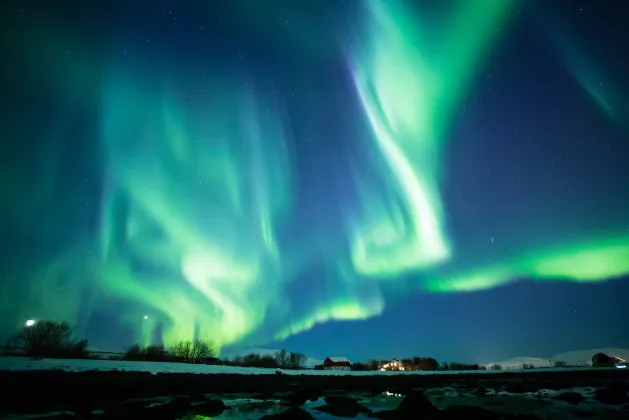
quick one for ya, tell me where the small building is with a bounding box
[324,356,351,370]
[380,359,405,371]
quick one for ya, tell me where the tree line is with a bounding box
[2,320,308,368]
[10,320,573,371]
[313,357,504,372]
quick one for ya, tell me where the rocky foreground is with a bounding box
[0,368,628,419]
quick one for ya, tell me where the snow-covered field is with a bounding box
[2,353,628,420]
[0,356,601,375]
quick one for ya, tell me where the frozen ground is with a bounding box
[0,355,597,375]
[1,356,628,419]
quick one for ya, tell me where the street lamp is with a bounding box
[25,320,36,327]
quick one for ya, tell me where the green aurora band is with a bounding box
[341,0,629,300]
[100,76,292,347]
[347,0,513,277]
[3,1,629,351]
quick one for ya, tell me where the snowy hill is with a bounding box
[551,348,629,365]
[486,348,629,369]
[221,348,323,368]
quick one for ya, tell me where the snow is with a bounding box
[551,348,629,365]
[485,348,629,369]
[327,356,350,363]
[0,356,603,376]
[485,357,553,369]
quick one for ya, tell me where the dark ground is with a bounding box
[0,368,628,419]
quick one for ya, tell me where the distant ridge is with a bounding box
[486,348,629,369]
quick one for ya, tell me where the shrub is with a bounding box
[169,339,216,364]
[415,357,439,371]
[366,359,380,371]
[274,349,307,369]
[6,321,89,358]
[449,362,483,371]
[122,344,167,361]
[351,362,368,371]
[229,350,307,369]
[554,360,568,367]
[490,363,503,370]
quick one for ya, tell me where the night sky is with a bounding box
[1,0,628,364]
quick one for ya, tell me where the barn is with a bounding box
[324,356,351,370]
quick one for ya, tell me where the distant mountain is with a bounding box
[485,348,629,369]
[220,347,323,368]
[552,348,629,365]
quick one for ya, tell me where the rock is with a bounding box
[503,382,539,394]
[260,407,315,419]
[439,405,502,420]
[591,353,614,368]
[36,414,76,420]
[103,400,153,419]
[282,390,319,407]
[369,390,439,419]
[71,402,94,417]
[193,399,226,417]
[187,394,209,403]
[316,396,371,417]
[593,383,629,405]
[143,397,191,419]
[552,392,585,405]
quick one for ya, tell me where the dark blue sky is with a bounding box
[1,0,628,363]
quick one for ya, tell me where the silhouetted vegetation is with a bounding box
[122,344,167,361]
[366,359,380,371]
[5,321,89,359]
[0,321,596,374]
[410,357,440,371]
[121,340,218,364]
[351,362,369,371]
[448,362,486,371]
[228,350,307,369]
[169,339,217,363]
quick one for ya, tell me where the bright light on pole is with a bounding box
[25,320,36,327]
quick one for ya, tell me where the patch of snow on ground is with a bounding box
[0,356,604,375]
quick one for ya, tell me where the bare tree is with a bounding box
[366,359,380,371]
[287,352,307,369]
[189,339,216,363]
[7,321,87,357]
[275,349,288,368]
[169,339,216,363]
[170,340,192,362]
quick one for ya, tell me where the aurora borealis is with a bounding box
[1,0,628,362]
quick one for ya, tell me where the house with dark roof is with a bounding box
[323,356,351,370]
[380,359,405,371]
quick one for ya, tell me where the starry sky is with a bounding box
[1,0,628,364]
